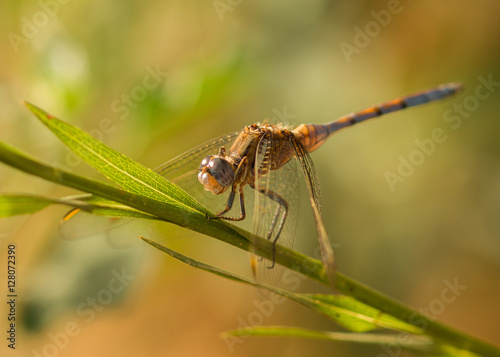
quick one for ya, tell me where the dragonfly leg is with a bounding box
[254,186,288,268]
[210,186,246,221]
[209,156,248,221]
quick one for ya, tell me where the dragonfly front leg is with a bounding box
[210,186,246,221]
[209,156,248,221]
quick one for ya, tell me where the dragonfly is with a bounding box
[61,82,462,288]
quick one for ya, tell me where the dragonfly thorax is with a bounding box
[198,156,235,195]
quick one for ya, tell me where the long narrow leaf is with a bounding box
[0,142,199,227]
[222,326,436,352]
[0,193,161,219]
[305,294,421,334]
[228,327,479,357]
[59,194,162,219]
[24,102,207,214]
[0,194,54,216]
[140,237,420,334]
[142,237,482,357]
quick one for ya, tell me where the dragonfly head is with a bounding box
[198,156,235,195]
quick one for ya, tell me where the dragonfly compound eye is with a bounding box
[208,158,235,186]
[199,156,212,170]
[198,157,234,194]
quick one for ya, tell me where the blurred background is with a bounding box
[1,1,500,356]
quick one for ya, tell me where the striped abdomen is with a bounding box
[293,82,462,153]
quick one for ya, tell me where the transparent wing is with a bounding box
[290,138,321,212]
[252,132,300,289]
[155,131,240,181]
[154,131,241,214]
[58,209,156,247]
[59,131,241,243]
[290,138,337,289]
[59,208,128,240]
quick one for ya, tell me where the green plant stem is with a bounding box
[0,142,498,356]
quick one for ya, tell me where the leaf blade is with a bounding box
[222,326,433,348]
[0,194,54,216]
[24,102,206,214]
[0,193,163,220]
[140,237,417,334]
[305,294,422,334]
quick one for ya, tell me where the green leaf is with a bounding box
[0,142,195,226]
[223,327,478,356]
[0,194,54,216]
[61,194,162,220]
[222,326,435,351]
[142,237,480,356]
[24,101,207,214]
[304,294,421,334]
[141,237,415,334]
[0,193,161,220]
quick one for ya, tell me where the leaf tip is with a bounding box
[23,101,55,120]
[23,100,34,111]
[139,236,153,244]
[219,331,232,340]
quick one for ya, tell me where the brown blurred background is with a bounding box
[1,1,499,356]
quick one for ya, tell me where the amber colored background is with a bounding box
[1,1,500,356]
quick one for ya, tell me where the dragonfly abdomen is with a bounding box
[292,123,331,153]
[293,82,462,153]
